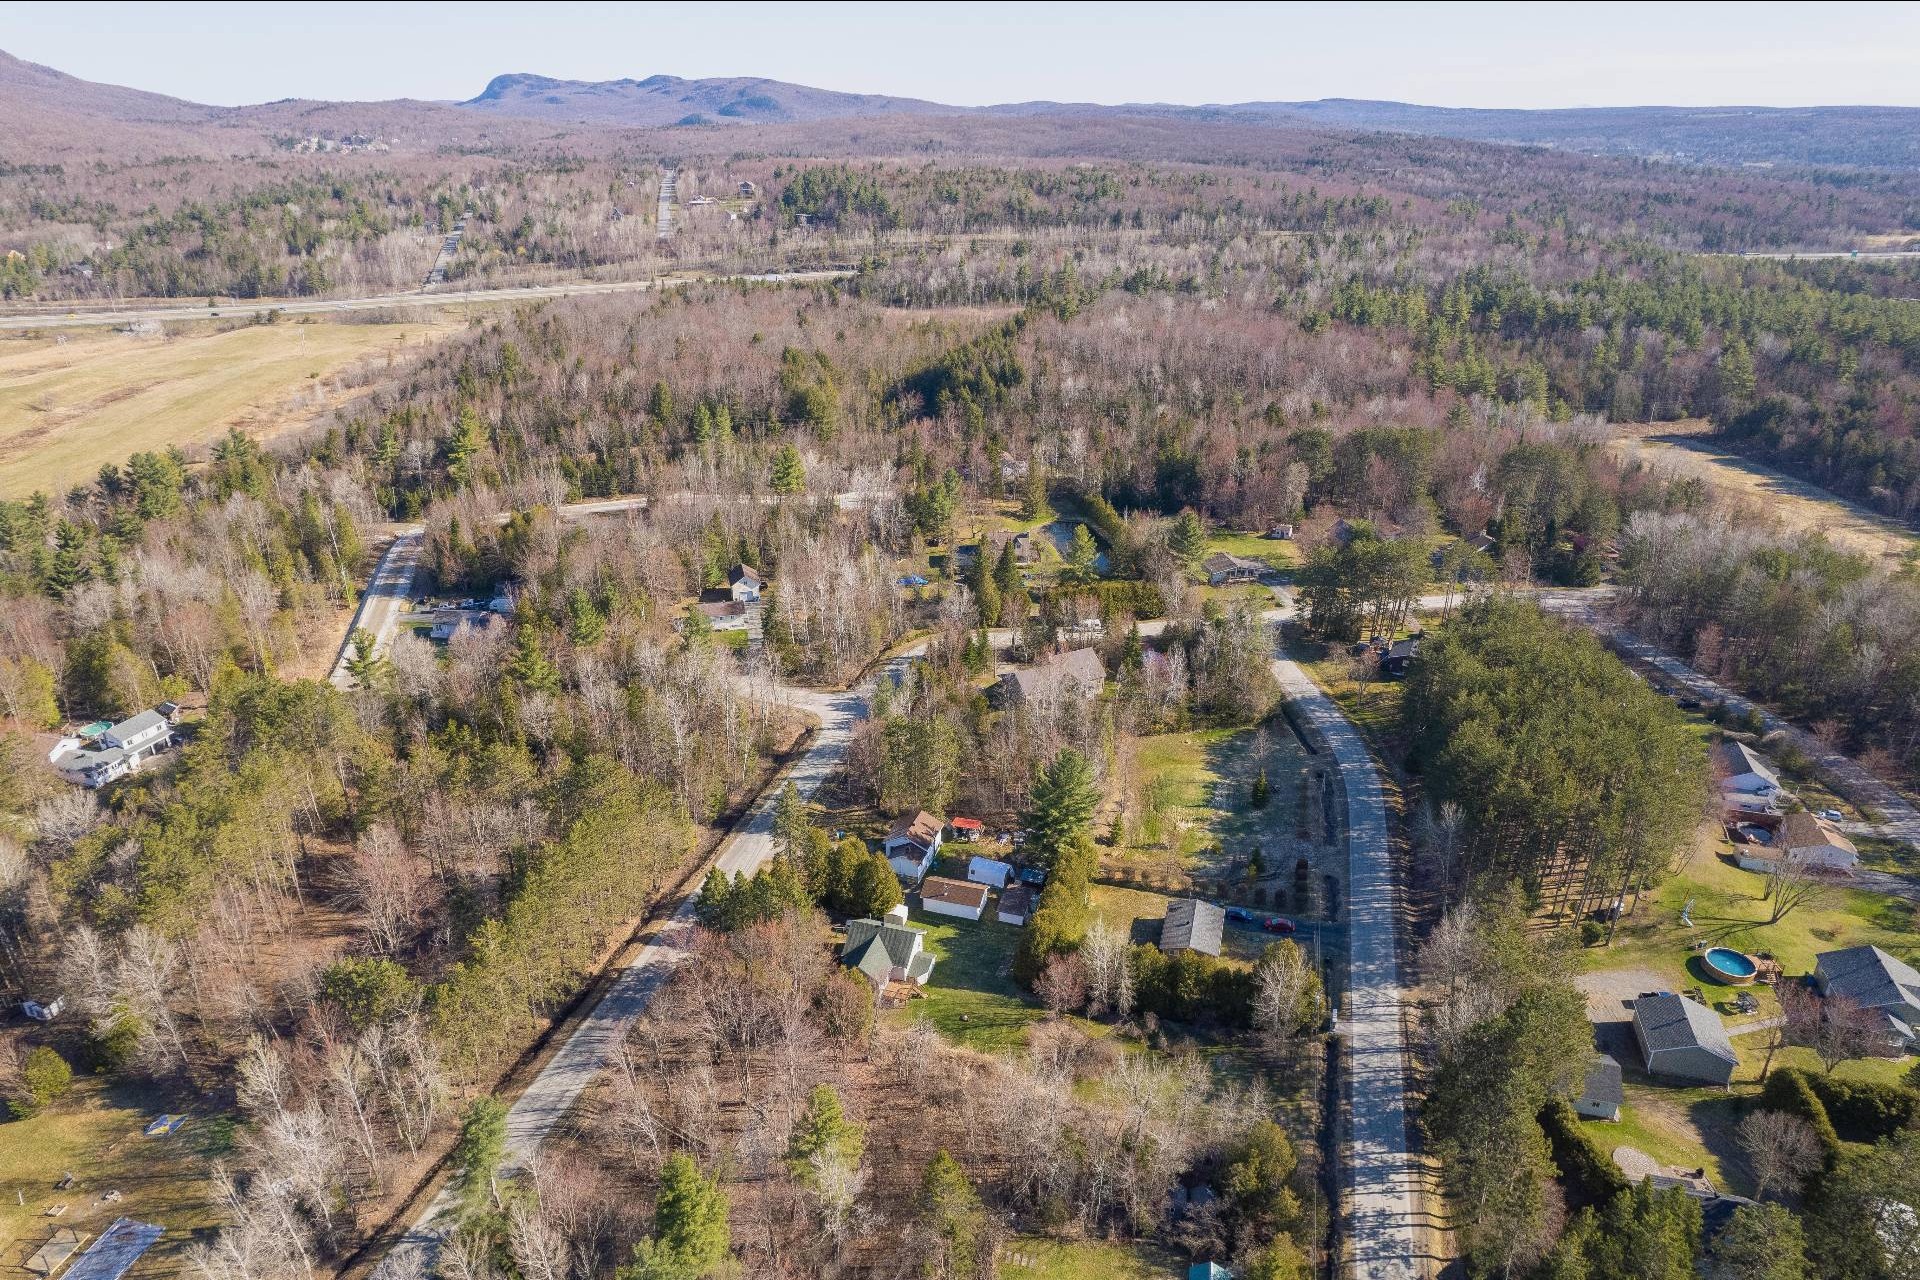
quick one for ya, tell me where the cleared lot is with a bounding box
[0,319,453,497]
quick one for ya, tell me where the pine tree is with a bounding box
[1170,509,1208,567]
[446,406,486,486]
[1062,523,1101,585]
[770,444,806,495]
[453,1096,509,1218]
[787,1084,864,1186]
[1026,749,1100,869]
[772,781,808,858]
[620,1152,730,1280]
[966,545,999,627]
[1251,767,1271,809]
[849,852,903,918]
[649,380,676,427]
[992,540,1026,625]
[919,1152,988,1280]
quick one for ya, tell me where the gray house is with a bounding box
[1160,899,1225,957]
[1814,945,1920,1049]
[997,647,1106,706]
[51,709,176,789]
[1632,994,1738,1086]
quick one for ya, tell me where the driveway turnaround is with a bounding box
[1271,656,1423,1280]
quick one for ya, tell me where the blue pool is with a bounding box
[1703,947,1758,985]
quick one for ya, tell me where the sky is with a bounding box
[7,1,1920,110]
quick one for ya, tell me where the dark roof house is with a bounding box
[1160,898,1226,957]
[998,647,1106,705]
[1632,993,1738,1085]
[1202,552,1263,585]
[841,908,936,990]
[1814,945,1920,1046]
[1573,1053,1624,1121]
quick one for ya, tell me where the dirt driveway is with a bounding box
[1577,966,1669,1060]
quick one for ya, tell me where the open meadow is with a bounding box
[0,317,457,497]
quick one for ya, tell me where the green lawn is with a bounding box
[0,1076,225,1277]
[1205,530,1299,570]
[999,1237,1186,1279]
[1088,883,1268,964]
[1585,836,1918,982]
[1593,1086,1749,1195]
[900,912,1045,1053]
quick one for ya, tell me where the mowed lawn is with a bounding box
[999,1236,1186,1278]
[0,319,453,497]
[900,911,1045,1053]
[0,1075,225,1278]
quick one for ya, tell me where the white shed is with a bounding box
[967,856,1013,889]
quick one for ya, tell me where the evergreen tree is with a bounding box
[446,406,487,486]
[992,539,1027,625]
[1170,509,1208,568]
[772,781,808,858]
[506,625,561,694]
[1018,466,1048,521]
[567,588,606,645]
[849,852,903,918]
[965,545,1000,627]
[620,1152,731,1280]
[1025,749,1100,870]
[649,380,676,427]
[918,1152,988,1280]
[787,1084,864,1186]
[770,444,806,495]
[1250,766,1271,809]
[1710,1203,1809,1280]
[453,1096,509,1217]
[1062,523,1101,585]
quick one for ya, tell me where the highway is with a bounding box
[0,268,852,332]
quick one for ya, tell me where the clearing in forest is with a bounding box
[1606,423,1919,564]
[0,318,456,498]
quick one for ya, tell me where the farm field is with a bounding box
[0,318,456,498]
[1605,423,1920,564]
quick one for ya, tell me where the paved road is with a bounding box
[1721,250,1918,261]
[328,529,425,689]
[1270,655,1423,1280]
[0,268,851,331]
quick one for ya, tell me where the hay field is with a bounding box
[0,318,456,498]
[1607,422,1919,564]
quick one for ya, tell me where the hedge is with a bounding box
[1802,1072,1920,1144]
[1539,1097,1629,1208]
[1758,1069,1844,1173]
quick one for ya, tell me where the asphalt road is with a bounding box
[1270,655,1423,1280]
[0,268,851,331]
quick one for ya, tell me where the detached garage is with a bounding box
[1632,994,1737,1086]
[919,876,989,922]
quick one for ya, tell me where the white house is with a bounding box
[51,709,175,789]
[695,600,750,632]
[840,905,935,993]
[728,565,765,603]
[884,810,943,883]
[967,856,1013,889]
[1776,812,1859,872]
[1714,741,1781,799]
[919,876,989,922]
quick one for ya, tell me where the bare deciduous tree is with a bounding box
[1738,1109,1824,1201]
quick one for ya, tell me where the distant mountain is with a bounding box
[460,72,957,127]
[453,72,1920,171]
[0,48,215,123]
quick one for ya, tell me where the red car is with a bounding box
[1262,916,1296,935]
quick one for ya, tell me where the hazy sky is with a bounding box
[8,1,1920,110]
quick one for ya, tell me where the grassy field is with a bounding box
[1088,883,1269,964]
[1605,425,1919,565]
[1205,530,1299,571]
[0,318,454,498]
[899,911,1045,1053]
[999,1236,1186,1279]
[0,1076,224,1279]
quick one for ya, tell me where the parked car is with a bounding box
[1817,808,1844,822]
[1261,916,1296,935]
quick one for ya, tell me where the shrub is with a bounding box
[1539,1097,1629,1208]
[1802,1072,1919,1144]
[9,1046,74,1119]
[1758,1069,1843,1173]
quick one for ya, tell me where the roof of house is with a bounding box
[1634,993,1737,1064]
[842,916,926,979]
[997,884,1035,918]
[729,564,764,585]
[1385,638,1420,662]
[1003,647,1106,701]
[1201,551,1259,575]
[1580,1054,1624,1109]
[887,809,944,850]
[697,600,748,620]
[1160,898,1226,956]
[1779,811,1858,856]
[1816,945,1920,1013]
[107,710,169,743]
[920,876,989,911]
[1713,740,1779,787]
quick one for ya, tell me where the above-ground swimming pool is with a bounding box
[1703,947,1758,985]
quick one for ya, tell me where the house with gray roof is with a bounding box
[1814,945,1920,1049]
[50,709,175,789]
[1632,994,1738,1086]
[997,646,1106,707]
[840,905,936,993]
[1713,741,1781,799]
[1159,898,1225,957]
[1202,552,1263,586]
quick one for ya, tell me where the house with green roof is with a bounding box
[841,904,936,994]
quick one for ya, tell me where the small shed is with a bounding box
[919,876,988,922]
[996,883,1035,926]
[1160,898,1225,957]
[1573,1053,1623,1121]
[949,817,985,842]
[966,855,1012,889]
